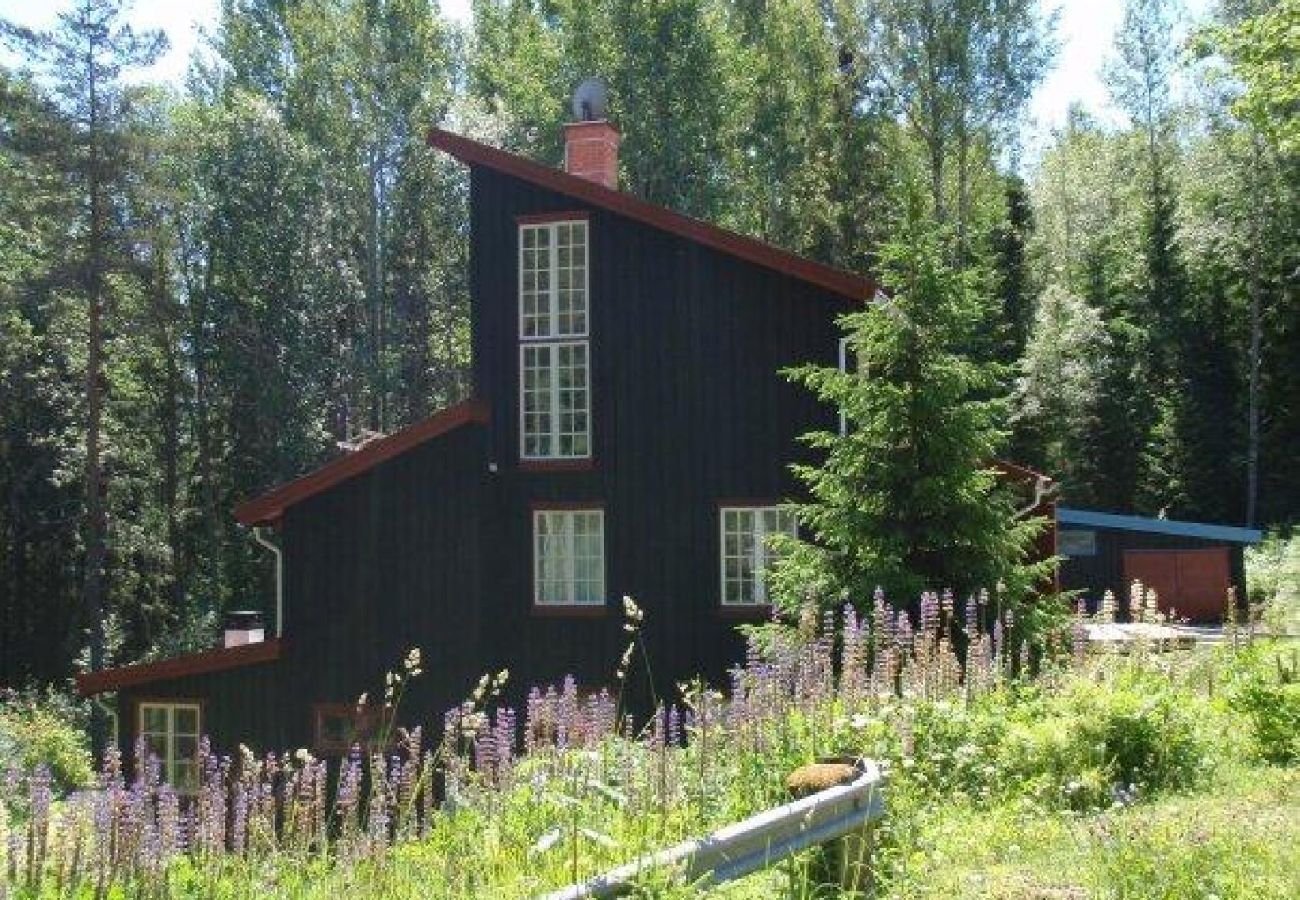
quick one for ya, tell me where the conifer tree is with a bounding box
[773,185,1052,611]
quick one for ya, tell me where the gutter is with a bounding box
[252,526,284,638]
[540,760,885,899]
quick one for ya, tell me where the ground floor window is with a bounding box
[720,506,798,606]
[534,508,605,606]
[313,703,386,753]
[138,701,201,793]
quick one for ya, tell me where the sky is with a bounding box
[0,0,1211,149]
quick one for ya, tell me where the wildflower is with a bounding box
[621,595,644,624]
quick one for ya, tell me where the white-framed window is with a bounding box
[520,220,591,459]
[138,701,201,793]
[520,342,590,458]
[534,509,605,606]
[520,221,588,339]
[720,506,798,606]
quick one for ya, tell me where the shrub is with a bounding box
[0,689,94,794]
[1227,645,1300,764]
[1245,531,1300,633]
[906,672,1212,811]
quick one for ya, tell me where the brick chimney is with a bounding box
[563,120,620,190]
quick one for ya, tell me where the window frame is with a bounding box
[518,340,591,460]
[517,219,589,341]
[532,507,606,609]
[719,505,798,608]
[518,218,592,462]
[136,700,202,794]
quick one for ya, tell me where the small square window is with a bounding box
[313,704,388,754]
[136,701,202,794]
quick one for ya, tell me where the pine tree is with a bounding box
[2,2,164,741]
[773,185,1052,611]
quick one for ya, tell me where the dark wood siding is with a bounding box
[119,163,863,753]
[469,165,855,702]
[1059,528,1247,622]
[120,424,489,757]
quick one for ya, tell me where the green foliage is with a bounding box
[1246,531,1300,631]
[1199,0,1300,154]
[1224,643,1300,764]
[776,187,1051,607]
[907,670,1212,812]
[0,690,94,793]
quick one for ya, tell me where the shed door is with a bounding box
[1122,547,1230,622]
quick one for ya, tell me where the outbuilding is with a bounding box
[1055,507,1262,622]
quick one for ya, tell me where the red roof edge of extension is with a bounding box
[426,127,877,303]
[234,398,491,527]
[76,639,283,696]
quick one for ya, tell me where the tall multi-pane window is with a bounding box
[720,506,798,606]
[138,702,201,793]
[520,220,590,459]
[534,509,605,606]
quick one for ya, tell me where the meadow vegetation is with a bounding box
[2,583,1298,899]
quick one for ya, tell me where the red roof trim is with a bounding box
[76,639,283,696]
[234,398,490,526]
[516,210,591,224]
[992,459,1053,482]
[427,128,876,302]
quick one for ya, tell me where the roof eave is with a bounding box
[426,127,876,303]
[1055,506,1263,544]
[76,639,284,696]
[234,398,490,527]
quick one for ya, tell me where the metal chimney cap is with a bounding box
[571,77,609,122]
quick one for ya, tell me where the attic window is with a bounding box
[519,220,591,460]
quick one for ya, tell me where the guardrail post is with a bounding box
[786,759,876,897]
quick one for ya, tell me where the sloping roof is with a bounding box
[426,128,877,302]
[76,639,283,696]
[1056,507,1262,544]
[235,399,490,527]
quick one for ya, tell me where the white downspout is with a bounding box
[252,526,284,638]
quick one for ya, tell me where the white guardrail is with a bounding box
[539,759,886,899]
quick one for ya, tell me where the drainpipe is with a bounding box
[252,526,284,638]
[1015,475,1057,520]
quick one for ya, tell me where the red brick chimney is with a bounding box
[563,120,620,190]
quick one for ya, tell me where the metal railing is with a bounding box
[540,759,886,899]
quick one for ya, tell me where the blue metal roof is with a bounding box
[1056,507,1262,544]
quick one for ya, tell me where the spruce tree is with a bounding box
[773,186,1052,612]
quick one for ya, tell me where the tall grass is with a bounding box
[0,586,1289,898]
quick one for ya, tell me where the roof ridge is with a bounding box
[427,127,876,302]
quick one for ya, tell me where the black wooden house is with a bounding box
[77,117,880,783]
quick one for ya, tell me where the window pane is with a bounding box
[142,706,168,734]
[174,707,199,735]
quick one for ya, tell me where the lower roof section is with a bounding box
[76,639,282,696]
[1056,506,1262,544]
[234,398,490,527]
